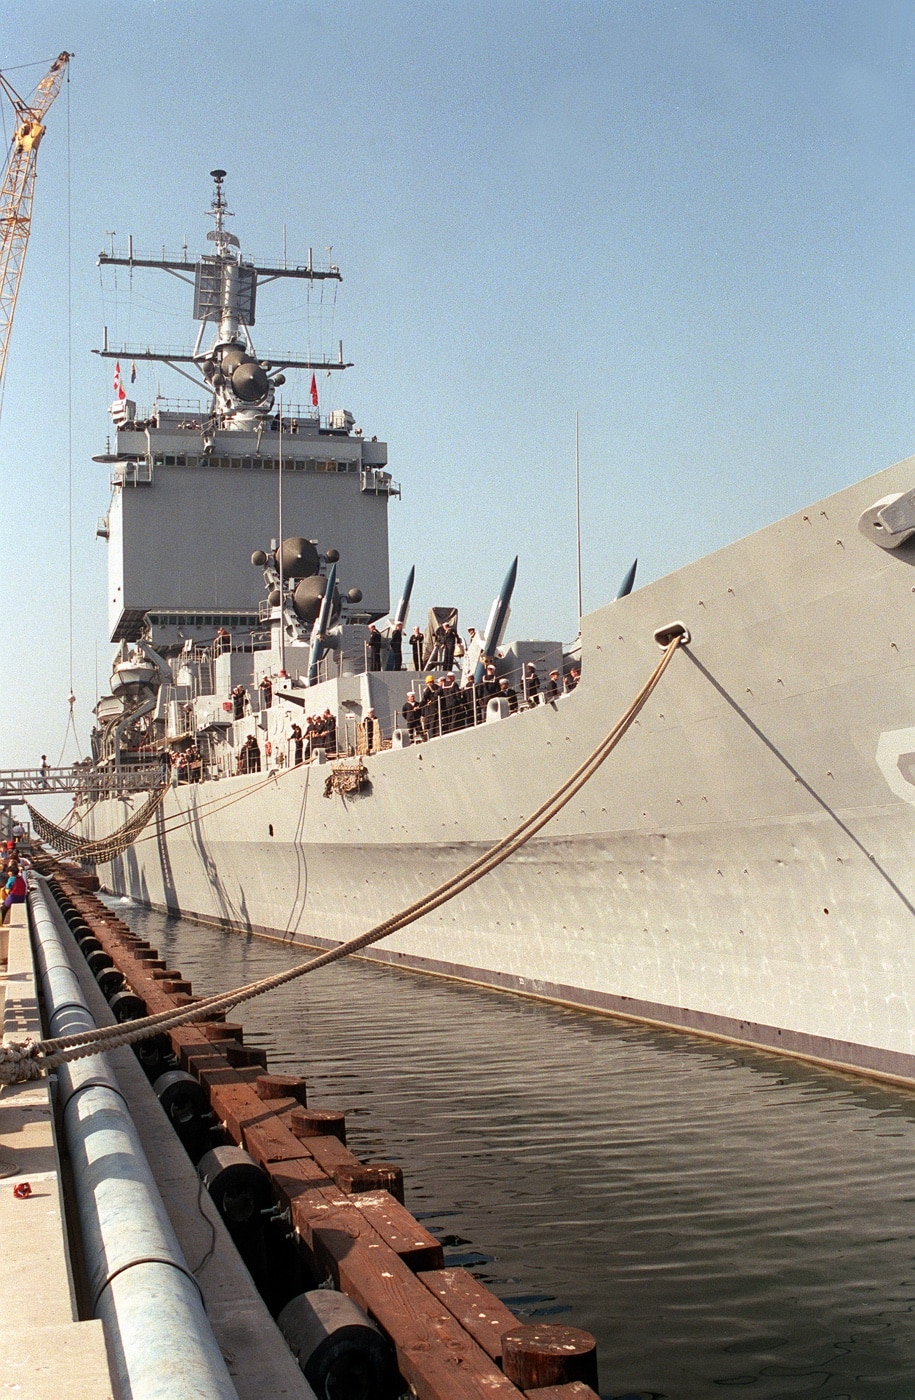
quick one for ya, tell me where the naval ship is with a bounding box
[46,172,915,1083]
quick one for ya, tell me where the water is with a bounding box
[118,902,915,1399]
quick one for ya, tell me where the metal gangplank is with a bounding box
[0,765,161,802]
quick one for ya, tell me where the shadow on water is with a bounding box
[114,901,915,1400]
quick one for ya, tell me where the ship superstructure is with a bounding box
[97,171,395,652]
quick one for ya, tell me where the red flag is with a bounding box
[113,362,126,401]
[310,373,318,407]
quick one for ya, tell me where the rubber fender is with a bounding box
[134,1034,173,1078]
[154,1069,211,1131]
[108,989,147,1022]
[95,966,126,999]
[277,1290,398,1399]
[198,1145,273,1225]
[85,948,114,976]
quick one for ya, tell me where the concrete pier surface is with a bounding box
[0,902,114,1400]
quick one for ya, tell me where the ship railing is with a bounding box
[111,459,153,486]
[360,467,401,498]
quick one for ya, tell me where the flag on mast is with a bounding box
[310,373,318,407]
[113,362,126,401]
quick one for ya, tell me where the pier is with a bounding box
[2,857,602,1398]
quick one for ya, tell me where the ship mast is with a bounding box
[208,169,241,345]
[94,170,353,423]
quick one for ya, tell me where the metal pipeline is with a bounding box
[29,878,239,1400]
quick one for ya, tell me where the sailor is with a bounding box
[410,626,424,670]
[521,662,540,707]
[290,722,304,766]
[402,693,425,742]
[231,684,247,719]
[546,669,561,702]
[472,661,494,721]
[387,621,404,671]
[440,622,459,671]
[564,667,580,693]
[438,672,460,732]
[364,709,378,752]
[421,675,440,738]
[498,677,519,714]
[259,675,273,710]
[367,624,383,672]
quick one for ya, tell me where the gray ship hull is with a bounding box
[87,459,915,1081]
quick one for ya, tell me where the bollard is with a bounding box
[501,1324,599,1392]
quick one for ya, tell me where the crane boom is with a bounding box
[0,51,70,394]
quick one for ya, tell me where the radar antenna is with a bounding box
[0,52,71,401]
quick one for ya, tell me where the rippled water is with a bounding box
[116,903,915,1399]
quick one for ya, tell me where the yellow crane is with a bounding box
[0,51,70,394]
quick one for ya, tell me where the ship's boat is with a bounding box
[51,173,915,1085]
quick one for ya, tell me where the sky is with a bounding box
[0,0,914,774]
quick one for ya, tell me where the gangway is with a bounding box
[0,765,161,801]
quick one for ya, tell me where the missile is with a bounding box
[392,565,415,629]
[616,557,637,599]
[306,562,337,686]
[385,565,415,671]
[474,556,518,685]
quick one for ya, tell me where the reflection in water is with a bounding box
[120,903,915,1400]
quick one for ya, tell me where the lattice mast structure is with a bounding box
[0,52,70,393]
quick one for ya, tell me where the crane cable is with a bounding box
[0,633,685,1084]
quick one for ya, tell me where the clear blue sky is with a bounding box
[0,1,913,772]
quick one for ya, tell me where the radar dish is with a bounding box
[278,537,320,579]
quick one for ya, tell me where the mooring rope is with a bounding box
[1,635,683,1084]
